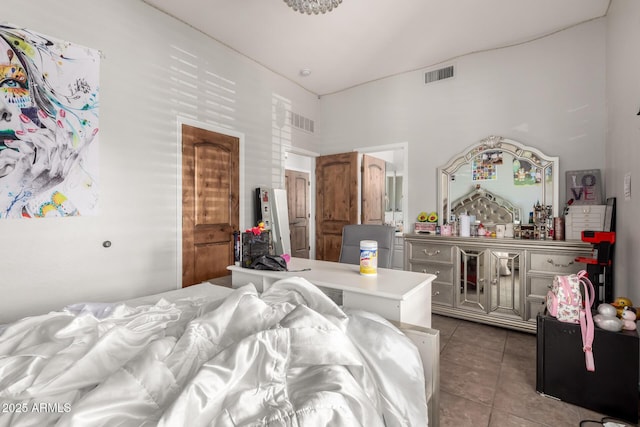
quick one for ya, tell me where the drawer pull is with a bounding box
[422,249,441,256]
[547,258,574,268]
[421,269,440,276]
[432,291,440,297]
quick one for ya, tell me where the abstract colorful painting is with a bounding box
[0,24,100,218]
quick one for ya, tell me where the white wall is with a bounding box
[3,3,630,325]
[605,0,640,302]
[0,0,319,323]
[319,19,607,232]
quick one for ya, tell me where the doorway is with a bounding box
[285,169,310,259]
[284,148,317,259]
[314,151,387,261]
[358,143,408,233]
[283,145,403,261]
[180,122,240,287]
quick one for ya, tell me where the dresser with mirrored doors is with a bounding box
[404,233,591,333]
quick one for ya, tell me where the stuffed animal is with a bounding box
[621,306,637,331]
[611,297,634,318]
[593,303,623,332]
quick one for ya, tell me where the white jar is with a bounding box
[459,214,471,237]
[359,240,378,276]
[505,223,515,238]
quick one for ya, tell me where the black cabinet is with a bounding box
[536,314,639,424]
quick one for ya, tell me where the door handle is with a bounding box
[546,258,574,268]
[422,249,440,256]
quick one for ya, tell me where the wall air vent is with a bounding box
[290,112,315,134]
[424,65,455,84]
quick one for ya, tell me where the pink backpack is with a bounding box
[546,270,596,371]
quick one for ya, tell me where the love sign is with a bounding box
[565,169,602,205]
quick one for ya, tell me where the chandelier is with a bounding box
[283,0,343,15]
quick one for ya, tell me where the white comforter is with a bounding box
[0,277,427,426]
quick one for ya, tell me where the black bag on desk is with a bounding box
[249,255,288,271]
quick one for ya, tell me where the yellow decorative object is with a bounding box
[611,297,634,318]
[427,212,438,222]
[417,212,429,222]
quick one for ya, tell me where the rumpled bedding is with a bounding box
[0,277,427,426]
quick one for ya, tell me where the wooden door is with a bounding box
[315,152,359,261]
[285,169,310,259]
[182,124,239,287]
[361,154,386,224]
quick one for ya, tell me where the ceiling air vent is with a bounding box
[424,65,454,84]
[290,112,315,134]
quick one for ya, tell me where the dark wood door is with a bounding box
[361,154,386,224]
[182,124,239,287]
[285,169,310,259]
[315,152,359,261]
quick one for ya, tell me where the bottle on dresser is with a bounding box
[450,215,459,236]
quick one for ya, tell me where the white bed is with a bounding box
[0,277,439,426]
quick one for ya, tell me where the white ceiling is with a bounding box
[143,0,610,96]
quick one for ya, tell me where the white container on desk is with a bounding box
[565,205,606,240]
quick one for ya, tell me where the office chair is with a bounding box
[338,224,396,268]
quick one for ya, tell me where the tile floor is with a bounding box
[433,314,639,427]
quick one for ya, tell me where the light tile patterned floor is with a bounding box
[432,314,639,427]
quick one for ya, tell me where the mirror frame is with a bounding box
[437,135,559,226]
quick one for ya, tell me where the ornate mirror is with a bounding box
[437,135,559,226]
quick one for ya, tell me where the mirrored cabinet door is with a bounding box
[488,250,523,318]
[458,248,487,312]
[458,248,524,319]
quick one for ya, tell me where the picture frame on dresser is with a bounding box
[565,169,603,205]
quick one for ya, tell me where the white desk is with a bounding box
[227,258,435,328]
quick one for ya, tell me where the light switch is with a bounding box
[624,173,631,201]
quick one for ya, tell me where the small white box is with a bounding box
[565,205,606,240]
